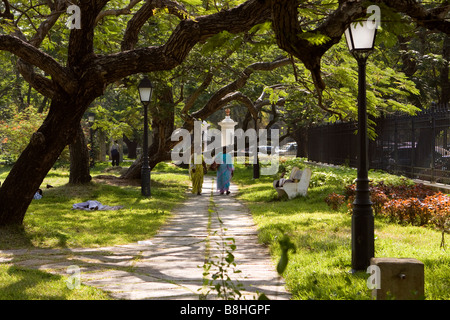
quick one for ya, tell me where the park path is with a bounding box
[0,176,290,300]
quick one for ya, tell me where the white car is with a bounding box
[278,143,297,155]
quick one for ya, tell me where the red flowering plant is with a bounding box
[324,192,346,211]
[342,182,389,216]
[382,197,430,226]
[326,179,449,248]
[423,193,450,249]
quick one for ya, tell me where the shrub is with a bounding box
[324,192,346,211]
[0,107,47,163]
[382,197,430,226]
[370,187,389,216]
[329,180,450,248]
[381,183,435,200]
[343,182,390,216]
[423,193,450,249]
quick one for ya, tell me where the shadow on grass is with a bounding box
[0,265,68,300]
[290,268,370,300]
[0,225,34,249]
[1,173,190,250]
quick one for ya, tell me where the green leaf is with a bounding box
[298,32,331,46]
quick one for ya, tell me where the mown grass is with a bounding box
[0,264,112,300]
[233,159,450,300]
[0,161,190,299]
[0,161,189,249]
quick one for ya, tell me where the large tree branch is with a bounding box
[0,35,77,95]
[219,91,259,120]
[121,0,188,51]
[271,0,366,93]
[181,71,214,115]
[97,0,271,83]
[190,57,290,121]
[95,0,142,25]
[375,0,450,35]
[14,0,69,98]
[5,1,73,97]
[16,61,57,98]
[0,0,14,19]
[29,0,67,47]
[67,0,111,68]
[271,0,449,96]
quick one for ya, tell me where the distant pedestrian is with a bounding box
[190,151,207,195]
[215,147,234,195]
[33,189,43,200]
[110,141,120,166]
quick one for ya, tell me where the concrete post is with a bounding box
[218,108,237,148]
[370,257,425,300]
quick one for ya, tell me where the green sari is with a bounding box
[189,154,206,194]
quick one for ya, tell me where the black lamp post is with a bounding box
[345,20,377,271]
[253,114,260,179]
[88,112,95,168]
[138,76,154,197]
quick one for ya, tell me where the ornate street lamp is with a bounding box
[253,113,260,179]
[88,112,95,168]
[345,20,377,271]
[138,76,154,197]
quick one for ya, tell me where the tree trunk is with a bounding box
[441,35,450,106]
[292,127,308,158]
[98,130,107,162]
[69,123,92,184]
[0,97,91,226]
[0,0,275,227]
[124,135,138,159]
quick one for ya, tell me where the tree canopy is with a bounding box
[0,0,449,226]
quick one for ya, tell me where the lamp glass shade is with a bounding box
[345,20,377,52]
[138,77,154,103]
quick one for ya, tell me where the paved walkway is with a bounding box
[0,176,290,300]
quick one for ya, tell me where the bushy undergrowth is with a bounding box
[278,158,449,249]
[234,158,450,299]
[278,157,412,188]
[325,181,450,249]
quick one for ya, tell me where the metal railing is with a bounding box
[306,103,450,183]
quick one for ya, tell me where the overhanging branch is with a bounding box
[99,0,271,83]
[0,35,77,95]
[190,57,290,121]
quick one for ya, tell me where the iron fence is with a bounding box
[306,103,450,183]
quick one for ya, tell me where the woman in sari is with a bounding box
[189,152,207,195]
[215,147,234,195]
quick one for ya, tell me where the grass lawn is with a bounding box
[0,161,190,299]
[233,159,450,300]
[0,264,112,300]
[1,157,449,300]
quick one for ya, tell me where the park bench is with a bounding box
[273,167,312,199]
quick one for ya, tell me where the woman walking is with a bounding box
[189,152,207,195]
[215,147,234,195]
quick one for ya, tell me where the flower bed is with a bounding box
[325,182,450,248]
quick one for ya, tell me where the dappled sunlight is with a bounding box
[0,165,191,250]
[232,159,450,299]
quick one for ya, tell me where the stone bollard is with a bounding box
[370,257,425,300]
